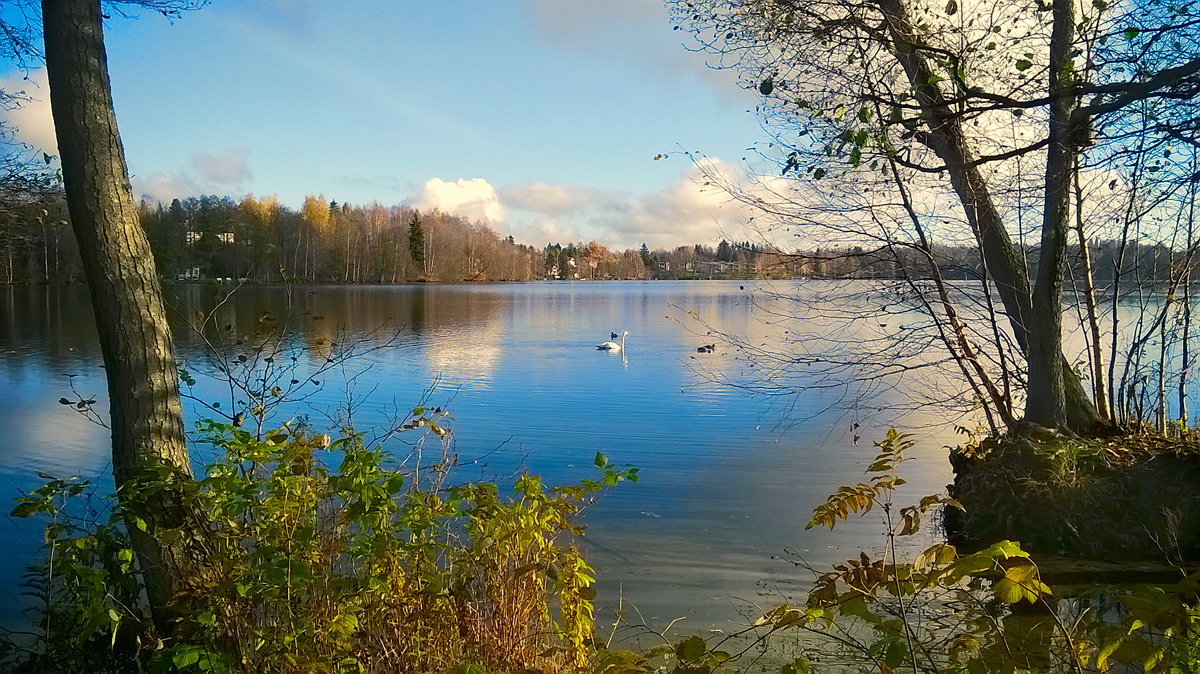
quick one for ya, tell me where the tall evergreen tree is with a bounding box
[716,239,733,262]
[407,213,425,265]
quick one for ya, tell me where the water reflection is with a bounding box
[0,281,959,633]
[0,286,102,366]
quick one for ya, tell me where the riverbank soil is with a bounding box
[945,432,1200,562]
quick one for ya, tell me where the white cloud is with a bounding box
[598,158,761,249]
[496,182,601,216]
[523,215,583,246]
[132,149,252,203]
[133,171,203,205]
[0,68,58,155]
[490,159,768,250]
[191,149,252,184]
[409,177,505,225]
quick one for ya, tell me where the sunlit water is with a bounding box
[0,282,961,634]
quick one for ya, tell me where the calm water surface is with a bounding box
[0,282,958,632]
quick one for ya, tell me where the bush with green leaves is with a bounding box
[3,418,637,673]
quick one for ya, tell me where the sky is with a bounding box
[1,0,780,250]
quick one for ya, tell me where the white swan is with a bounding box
[597,330,628,352]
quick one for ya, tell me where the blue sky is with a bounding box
[3,0,777,249]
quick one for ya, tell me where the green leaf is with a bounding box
[813,168,826,180]
[1004,562,1039,584]
[1124,26,1140,40]
[1093,0,1107,8]
[759,78,774,96]
[385,474,405,494]
[945,0,958,14]
[833,104,846,120]
[993,563,1049,604]
[945,553,996,580]
[11,501,39,518]
[927,74,945,84]
[1096,638,1122,670]
[1015,59,1033,71]
[333,612,359,632]
[677,636,707,660]
[993,577,1025,604]
[867,459,892,472]
[594,452,609,469]
[858,107,873,123]
[174,649,202,668]
[984,539,1030,559]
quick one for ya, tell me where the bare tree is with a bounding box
[670,0,1200,433]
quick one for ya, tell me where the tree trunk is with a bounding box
[1026,0,1082,429]
[43,0,195,633]
[878,0,1033,349]
[1183,151,1196,432]
[878,0,1100,433]
[1074,163,1109,421]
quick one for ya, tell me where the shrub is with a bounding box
[5,419,636,673]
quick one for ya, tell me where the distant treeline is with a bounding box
[0,187,1191,285]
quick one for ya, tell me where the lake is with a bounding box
[0,281,960,634]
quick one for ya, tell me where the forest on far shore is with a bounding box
[0,187,1190,285]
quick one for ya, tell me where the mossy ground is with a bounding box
[946,431,1200,562]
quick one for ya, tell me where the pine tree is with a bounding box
[408,214,425,265]
[716,239,732,262]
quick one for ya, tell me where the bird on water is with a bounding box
[597,331,628,352]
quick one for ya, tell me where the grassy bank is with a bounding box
[946,430,1200,562]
